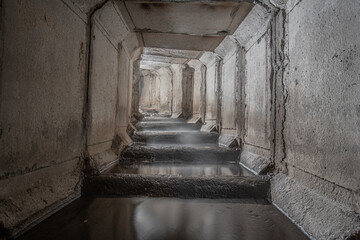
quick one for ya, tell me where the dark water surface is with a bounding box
[19,197,309,240]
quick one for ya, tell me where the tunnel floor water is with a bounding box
[18,197,309,240]
[19,116,309,239]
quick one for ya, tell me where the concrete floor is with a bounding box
[19,116,309,239]
[19,197,309,240]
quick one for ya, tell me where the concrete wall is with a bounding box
[0,0,88,236]
[0,0,139,237]
[285,0,360,200]
[243,31,271,160]
[269,2,360,238]
[87,1,139,172]
[218,1,360,237]
[272,0,360,239]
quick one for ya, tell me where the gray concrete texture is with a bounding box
[0,0,140,236]
[0,0,87,236]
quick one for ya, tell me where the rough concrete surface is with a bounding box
[240,151,271,175]
[0,0,87,235]
[83,174,270,199]
[133,131,218,145]
[244,31,271,152]
[122,144,240,163]
[271,174,360,240]
[285,0,360,205]
[187,60,206,121]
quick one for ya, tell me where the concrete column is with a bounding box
[181,64,194,119]
[170,64,183,118]
[187,60,206,123]
[215,36,241,147]
[139,69,158,112]
[131,59,142,119]
[157,67,173,115]
[199,52,222,132]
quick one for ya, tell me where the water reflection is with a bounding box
[108,163,254,177]
[19,197,309,240]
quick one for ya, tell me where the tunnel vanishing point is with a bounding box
[0,0,360,239]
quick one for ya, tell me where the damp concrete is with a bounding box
[18,197,309,240]
[136,122,202,131]
[84,116,269,199]
[122,144,240,163]
[133,131,219,145]
[107,162,254,177]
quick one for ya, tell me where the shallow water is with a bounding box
[19,197,309,240]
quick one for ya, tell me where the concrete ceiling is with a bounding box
[143,47,202,59]
[117,0,254,51]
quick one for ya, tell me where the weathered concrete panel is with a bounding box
[0,0,86,179]
[157,68,173,115]
[244,33,271,151]
[117,44,131,128]
[131,59,141,117]
[188,60,206,122]
[221,53,237,131]
[182,65,194,119]
[87,1,138,171]
[204,62,218,121]
[271,174,360,240]
[0,0,87,235]
[87,25,118,146]
[0,158,82,237]
[139,69,158,112]
[233,4,273,50]
[285,0,360,194]
[170,64,183,116]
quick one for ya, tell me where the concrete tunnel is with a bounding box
[0,0,359,239]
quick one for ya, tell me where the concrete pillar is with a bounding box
[199,52,222,132]
[187,60,206,123]
[139,69,158,112]
[181,64,194,119]
[215,36,242,147]
[157,67,173,115]
[131,59,142,120]
[170,64,183,118]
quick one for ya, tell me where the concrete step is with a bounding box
[136,122,201,131]
[122,144,240,163]
[106,162,254,177]
[132,131,219,144]
[83,171,270,199]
